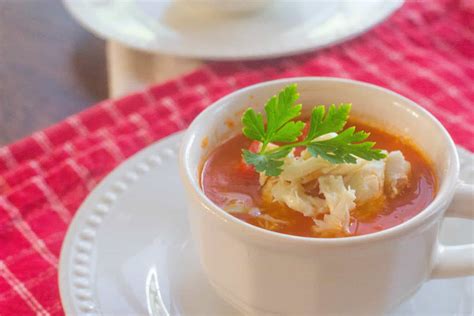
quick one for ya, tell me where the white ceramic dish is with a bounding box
[63,0,404,60]
[58,131,474,315]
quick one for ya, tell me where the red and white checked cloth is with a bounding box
[1,0,473,314]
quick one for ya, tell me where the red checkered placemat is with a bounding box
[1,0,473,314]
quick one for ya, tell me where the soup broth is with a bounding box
[201,120,437,238]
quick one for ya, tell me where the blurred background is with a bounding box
[0,0,409,146]
[0,0,107,145]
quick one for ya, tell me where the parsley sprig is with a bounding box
[241,84,386,176]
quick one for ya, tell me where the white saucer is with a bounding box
[59,132,474,315]
[63,0,404,60]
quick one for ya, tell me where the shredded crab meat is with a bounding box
[264,178,327,217]
[257,140,411,234]
[221,192,253,213]
[254,213,289,231]
[281,150,367,183]
[258,214,288,225]
[344,159,385,204]
[385,151,411,197]
[313,175,356,233]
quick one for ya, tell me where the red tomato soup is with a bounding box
[201,119,437,238]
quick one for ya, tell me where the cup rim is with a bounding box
[180,77,460,246]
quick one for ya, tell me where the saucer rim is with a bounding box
[58,131,183,315]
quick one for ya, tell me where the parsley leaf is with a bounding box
[305,104,350,140]
[307,127,386,164]
[240,84,387,176]
[242,108,265,142]
[243,147,292,176]
[264,84,302,137]
[271,121,305,142]
[241,84,305,150]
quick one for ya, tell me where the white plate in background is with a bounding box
[63,0,404,60]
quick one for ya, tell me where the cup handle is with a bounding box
[430,181,474,279]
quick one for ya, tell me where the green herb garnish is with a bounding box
[241,84,386,176]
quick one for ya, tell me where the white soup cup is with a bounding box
[179,77,474,315]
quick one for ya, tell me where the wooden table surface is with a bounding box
[0,0,108,146]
